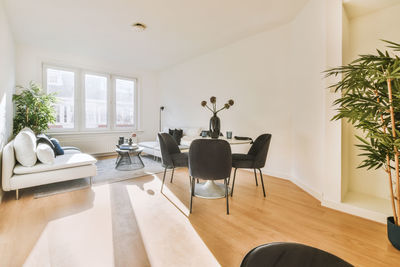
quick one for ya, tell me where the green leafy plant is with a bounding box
[326,40,400,226]
[13,82,57,136]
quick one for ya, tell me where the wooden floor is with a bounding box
[1,167,399,266]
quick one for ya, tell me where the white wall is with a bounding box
[15,44,161,152]
[0,0,15,200]
[160,23,293,179]
[290,0,328,198]
[159,0,342,200]
[343,3,400,200]
[341,7,351,200]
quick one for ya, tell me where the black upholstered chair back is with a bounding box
[158,133,181,168]
[189,139,232,180]
[247,134,272,169]
[241,242,352,267]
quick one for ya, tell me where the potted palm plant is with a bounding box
[326,40,400,250]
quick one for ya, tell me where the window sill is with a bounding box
[48,129,144,136]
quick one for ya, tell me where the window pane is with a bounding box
[85,74,108,128]
[46,68,75,129]
[115,79,135,128]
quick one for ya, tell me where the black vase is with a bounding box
[209,113,220,139]
[387,217,400,250]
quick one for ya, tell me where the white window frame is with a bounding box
[43,64,79,132]
[113,76,138,131]
[43,63,139,133]
[82,71,111,131]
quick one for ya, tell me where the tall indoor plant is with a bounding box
[326,40,400,249]
[13,82,57,135]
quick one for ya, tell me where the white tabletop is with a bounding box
[181,136,251,146]
[201,136,251,145]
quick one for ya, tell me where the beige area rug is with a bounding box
[33,156,165,198]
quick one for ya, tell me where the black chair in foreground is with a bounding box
[230,134,272,197]
[158,133,189,193]
[189,139,232,214]
[241,242,353,267]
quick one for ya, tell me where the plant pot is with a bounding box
[209,114,220,139]
[387,216,400,250]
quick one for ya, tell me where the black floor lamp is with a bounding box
[159,106,165,132]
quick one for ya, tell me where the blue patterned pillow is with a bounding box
[50,138,64,156]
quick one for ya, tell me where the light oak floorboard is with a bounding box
[1,167,399,266]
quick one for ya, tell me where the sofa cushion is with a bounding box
[139,141,159,149]
[14,128,37,167]
[37,134,55,152]
[10,165,97,191]
[169,129,183,145]
[183,127,201,137]
[181,136,197,146]
[14,153,97,174]
[36,143,55,164]
[50,138,64,155]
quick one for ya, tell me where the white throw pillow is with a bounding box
[184,127,201,137]
[14,128,37,167]
[36,143,55,164]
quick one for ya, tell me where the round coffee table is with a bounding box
[115,147,144,171]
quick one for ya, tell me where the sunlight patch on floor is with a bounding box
[126,175,220,267]
[24,185,115,267]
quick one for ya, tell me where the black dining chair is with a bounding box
[189,139,232,214]
[230,134,272,197]
[240,242,353,267]
[158,133,189,193]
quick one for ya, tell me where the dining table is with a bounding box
[192,137,252,199]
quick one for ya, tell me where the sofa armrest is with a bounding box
[2,141,15,191]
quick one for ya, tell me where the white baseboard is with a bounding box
[262,169,291,180]
[242,168,322,201]
[289,176,323,202]
[248,169,386,224]
[321,199,388,224]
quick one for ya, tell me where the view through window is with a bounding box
[85,74,108,129]
[46,68,75,129]
[116,78,135,128]
[44,65,137,132]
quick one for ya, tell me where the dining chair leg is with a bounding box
[190,177,194,213]
[192,177,195,196]
[258,168,266,197]
[197,179,199,183]
[225,178,229,215]
[253,169,258,186]
[170,168,175,183]
[161,167,167,193]
[230,168,237,197]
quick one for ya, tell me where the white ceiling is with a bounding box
[344,0,400,19]
[4,0,309,71]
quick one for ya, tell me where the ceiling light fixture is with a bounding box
[131,23,147,32]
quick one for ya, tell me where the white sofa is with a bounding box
[2,140,97,199]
